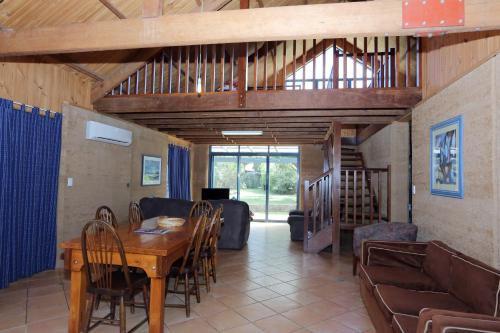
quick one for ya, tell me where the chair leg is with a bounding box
[119,296,126,333]
[94,294,101,310]
[203,258,210,293]
[193,270,201,303]
[142,284,150,323]
[352,254,358,276]
[83,294,95,333]
[184,273,190,317]
[110,297,116,320]
[210,255,217,283]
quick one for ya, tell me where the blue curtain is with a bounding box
[0,98,62,289]
[168,144,191,200]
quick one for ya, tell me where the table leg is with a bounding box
[149,277,166,333]
[68,269,87,333]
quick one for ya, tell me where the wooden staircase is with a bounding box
[303,139,391,254]
[341,146,391,229]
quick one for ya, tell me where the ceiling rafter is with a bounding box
[1,0,498,57]
[98,0,127,19]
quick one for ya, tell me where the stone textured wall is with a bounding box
[359,122,410,223]
[412,55,500,267]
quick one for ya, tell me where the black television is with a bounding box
[201,188,230,200]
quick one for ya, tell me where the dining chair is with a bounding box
[95,205,118,228]
[81,220,149,333]
[165,215,207,317]
[128,201,143,230]
[188,200,213,221]
[199,207,222,292]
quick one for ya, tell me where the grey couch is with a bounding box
[139,197,251,250]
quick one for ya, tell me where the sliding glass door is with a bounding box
[239,156,267,220]
[268,156,299,221]
[209,146,299,222]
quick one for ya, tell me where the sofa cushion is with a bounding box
[450,254,500,317]
[392,314,418,333]
[422,241,459,291]
[360,265,442,292]
[374,285,471,321]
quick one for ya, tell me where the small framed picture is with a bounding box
[430,115,463,198]
[141,155,162,186]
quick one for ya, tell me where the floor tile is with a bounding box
[206,310,249,331]
[254,314,300,333]
[235,303,277,322]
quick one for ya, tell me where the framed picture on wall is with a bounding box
[430,115,463,198]
[141,155,162,186]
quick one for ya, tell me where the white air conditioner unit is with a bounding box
[85,121,132,146]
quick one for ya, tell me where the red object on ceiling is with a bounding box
[402,0,465,29]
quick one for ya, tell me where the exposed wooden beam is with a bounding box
[143,0,164,18]
[1,0,498,56]
[356,123,387,144]
[118,109,406,120]
[98,0,127,19]
[95,89,421,112]
[42,55,104,81]
[136,116,396,125]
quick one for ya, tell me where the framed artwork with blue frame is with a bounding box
[430,115,463,198]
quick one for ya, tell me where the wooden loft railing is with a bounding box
[341,166,391,229]
[106,36,421,97]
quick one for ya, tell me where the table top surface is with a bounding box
[60,221,193,257]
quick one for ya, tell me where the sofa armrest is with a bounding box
[417,309,500,333]
[361,240,427,269]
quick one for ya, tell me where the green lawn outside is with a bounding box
[240,188,297,221]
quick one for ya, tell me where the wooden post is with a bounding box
[220,44,225,92]
[387,165,391,222]
[332,121,341,255]
[238,42,247,107]
[185,45,190,93]
[363,37,367,88]
[303,180,310,252]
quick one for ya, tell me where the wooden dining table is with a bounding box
[60,220,193,333]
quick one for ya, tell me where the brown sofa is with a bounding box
[359,240,500,333]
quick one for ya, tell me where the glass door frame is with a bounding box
[208,146,300,222]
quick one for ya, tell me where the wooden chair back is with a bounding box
[202,208,222,250]
[209,208,223,254]
[189,201,213,221]
[81,220,132,292]
[179,215,207,274]
[95,205,118,228]
[128,201,143,230]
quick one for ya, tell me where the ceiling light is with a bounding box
[221,130,263,136]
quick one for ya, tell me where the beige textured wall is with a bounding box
[359,122,409,222]
[299,144,324,209]
[57,104,190,264]
[191,144,210,201]
[412,55,500,267]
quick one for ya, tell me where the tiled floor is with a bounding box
[0,222,375,333]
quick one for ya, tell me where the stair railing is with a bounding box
[341,165,391,227]
[303,168,333,251]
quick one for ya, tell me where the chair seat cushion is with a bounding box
[374,285,471,321]
[392,314,419,333]
[359,265,442,292]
